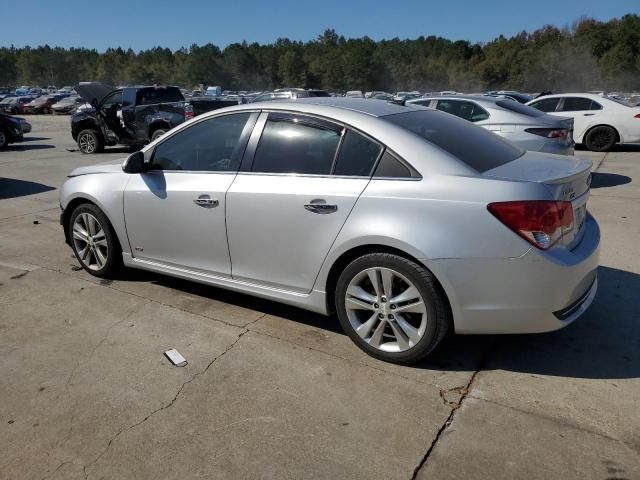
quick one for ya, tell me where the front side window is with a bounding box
[101,91,122,108]
[560,97,602,112]
[528,97,560,113]
[251,114,341,175]
[333,130,382,176]
[150,113,252,172]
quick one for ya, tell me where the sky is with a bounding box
[1,0,638,51]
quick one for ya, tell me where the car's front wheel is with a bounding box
[335,253,450,364]
[0,129,8,149]
[69,203,120,277]
[77,129,103,154]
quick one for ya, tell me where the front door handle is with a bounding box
[304,203,338,214]
[583,113,595,116]
[193,194,219,208]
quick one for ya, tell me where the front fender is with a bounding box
[60,173,131,255]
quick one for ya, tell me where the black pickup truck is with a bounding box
[72,83,188,154]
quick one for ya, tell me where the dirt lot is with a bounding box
[1,115,639,480]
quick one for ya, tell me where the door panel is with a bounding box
[226,174,369,292]
[124,172,235,276]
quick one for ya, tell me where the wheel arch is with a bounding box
[147,120,171,140]
[581,123,620,144]
[62,195,127,254]
[323,243,452,320]
[72,119,103,141]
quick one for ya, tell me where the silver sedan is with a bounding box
[407,95,575,155]
[60,98,599,364]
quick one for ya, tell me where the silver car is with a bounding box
[60,98,599,364]
[407,95,575,155]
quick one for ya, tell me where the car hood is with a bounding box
[68,159,124,177]
[74,83,115,106]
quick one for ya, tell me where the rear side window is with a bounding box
[333,130,382,176]
[385,110,523,173]
[150,113,252,172]
[528,97,560,112]
[496,99,544,117]
[436,100,489,122]
[252,114,341,175]
[373,151,414,178]
[411,100,433,108]
[137,87,184,105]
[560,97,602,112]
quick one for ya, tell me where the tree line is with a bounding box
[1,14,638,93]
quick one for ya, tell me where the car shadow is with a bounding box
[6,144,55,151]
[117,265,638,380]
[576,144,640,153]
[0,178,56,199]
[590,172,632,188]
[22,136,51,142]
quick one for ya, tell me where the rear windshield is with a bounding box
[496,99,544,117]
[384,109,524,173]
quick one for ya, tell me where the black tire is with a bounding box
[0,128,8,149]
[151,129,167,142]
[68,203,121,277]
[77,129,103,154]
[335,253,450,364]
[585,125,617,152]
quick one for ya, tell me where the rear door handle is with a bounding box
[583,113,595,116]
[304,204,338,214]
[193,194,219,208]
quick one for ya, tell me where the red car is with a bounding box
[0,96,34,114]
[23,95,61,114]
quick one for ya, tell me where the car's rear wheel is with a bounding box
[585,125,617,152]
[69,204,120,277]
[0,129,7,149]
[77,129,103,154]
[151,129,167,142]
[335,253,450,364]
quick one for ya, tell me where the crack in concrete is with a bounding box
[80,314,265,480]
[409,339,497,480]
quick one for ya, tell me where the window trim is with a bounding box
[146,111,259,173]
[239,110,419,180]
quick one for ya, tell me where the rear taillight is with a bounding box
[184,104,194,119]
[525,128,569,139]
[634,113,640,118]
[487,200,574,250]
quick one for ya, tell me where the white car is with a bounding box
[527,93,640,151]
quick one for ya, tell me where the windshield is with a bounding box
[495,99,544,117]
[384,109,524,173]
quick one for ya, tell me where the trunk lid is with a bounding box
[484,151,593,248]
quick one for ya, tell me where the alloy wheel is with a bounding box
[72,213,109,271]
[344,267,428,352]
[79,133,96,153]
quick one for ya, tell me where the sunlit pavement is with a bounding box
[1,115,638,479]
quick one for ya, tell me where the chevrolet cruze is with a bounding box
[60,98,600,364]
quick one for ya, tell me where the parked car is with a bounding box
[60,98,599,364]
[71,83,188,154]
[250,89,330,102]
[526,93,640,151]
[485,91,533,104]
[23,95,61,114]
[0,113,25,149]
[346,90,365,98]
[0,96,33,114]
[408,95,575,155]
[51,95,85,114]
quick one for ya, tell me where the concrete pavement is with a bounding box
[0,116,638,479]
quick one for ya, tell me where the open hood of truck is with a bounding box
[74,83,115,106]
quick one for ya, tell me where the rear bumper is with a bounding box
[428,213,600,334]
[539,140,575,156]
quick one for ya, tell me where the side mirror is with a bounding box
[122,151,146,174]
